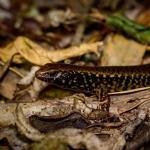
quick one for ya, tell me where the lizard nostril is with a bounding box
[35,69,45,80]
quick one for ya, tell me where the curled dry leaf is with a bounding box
[0,54,22,99]
[0,36,101,66]
[0,71,20,99]
[101,34,147,66]
[0,53,15,79]
[0,43,24,64]
[16,36,101,65]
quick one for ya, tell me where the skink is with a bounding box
[35,63,150,97]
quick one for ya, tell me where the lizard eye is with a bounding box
[35,69,60,82]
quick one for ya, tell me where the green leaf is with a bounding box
[106,14,150,44]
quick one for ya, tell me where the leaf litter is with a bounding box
[0,1,150,150]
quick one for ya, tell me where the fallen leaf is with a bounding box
[0,71,20,99]
[109,87,150,115]
[0,42,24,64]
[0,36,101,66]
[101,34,147,66]
[16,36,101,65]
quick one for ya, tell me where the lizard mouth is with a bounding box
[35,69,48,82]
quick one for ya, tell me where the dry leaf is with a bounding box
[16,36,101,65]
[0,71,20,99]
[0,43,24,64]
[101,34,147,66]
[109,88,150,115]
[0,36,101,65]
